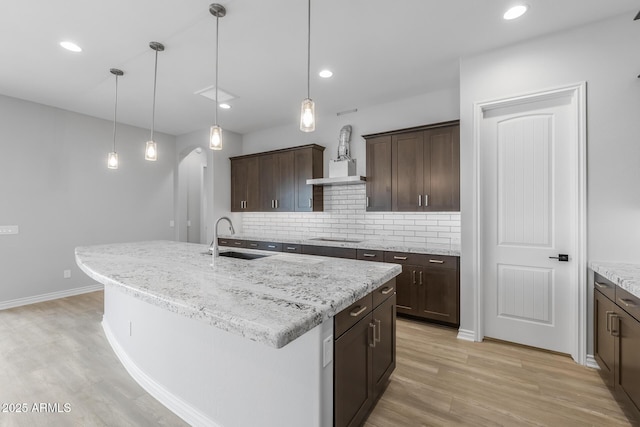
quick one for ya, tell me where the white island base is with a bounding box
[102,286,333,427]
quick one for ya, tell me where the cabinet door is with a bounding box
[615,309,640,416]
[366,136,392,211]
[594,290,616,386]
[244,157,259,211]
[294,147,323,212]
[230,158,247,212]
[334,314,374,427]
[258,154,277,210]
[395,265,420,315]
[418,266,459,325]
[424,125,460,211]
[372,295,396,396]
[392,131,424,211]
[275,151,295,212]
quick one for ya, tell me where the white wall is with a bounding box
[0,94,175,305]
[459,14,640,350]
[242,87,460,176]
[175,129,243,245]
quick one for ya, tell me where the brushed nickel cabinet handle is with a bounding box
[429,259,445,264]
[268,245,276,249]
[366,196,370,208]
[381,286,393,295]
[419,271,423,285]
[350,306,367,317]
[250,243,258,247]
[394,256,408,260]
[412,270,416,284]
[369,323,376,348]
[309,198,312,208]
[234,241,242,246]
[425,194,429,207]
[220,240,228,245]
[286,246,297,250]
[418,194,422,207]
[618,298,638,308]
[594,281,609,289]
[375,319,381,343]
[606,311,614,332]
[611,314,620,337]
[363,253,376,258]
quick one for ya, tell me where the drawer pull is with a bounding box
[594,281,609,289]
[286,247,297,250]
[429,259,445,264]
[249,243,258,247]
[380,287,393,295]
[350,306,367,317]
[268,245,276,249]
[618,298,638,308]
[220,240,228,244]
[234,241,242,246]
[363,253,377,258]
[394,256,408,260]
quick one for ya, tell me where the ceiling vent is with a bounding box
[195,85,237,103]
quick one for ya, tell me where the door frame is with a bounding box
[471,82,587,364]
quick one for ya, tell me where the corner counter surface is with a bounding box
[75,240,401,348]
[590,261,640,299]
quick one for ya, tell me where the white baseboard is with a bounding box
[102,320,218,427]
[457,328,476,342]
[0,284,104,311]
[586,354,600,369]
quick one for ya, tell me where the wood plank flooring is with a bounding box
[0,292,633,426]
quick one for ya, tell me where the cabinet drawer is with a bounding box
[246,241,282,252]
[594,273,616,301]
[282,243,302,253]
[335,294,373,339]
[357,249,384,261]
[372,278,396,308]
[218,238,246,248]
[617,286,640,323]
[302,245,357,259]
[383,252,457,268]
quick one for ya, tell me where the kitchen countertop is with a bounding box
[75,240,401,349]
[589,261,640,299]
[218,233,461,257]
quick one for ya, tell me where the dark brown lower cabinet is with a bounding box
[334,284,396,427]
[593,274,640,423]
[394,265,420,315]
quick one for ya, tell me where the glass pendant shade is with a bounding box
[210,125,223,150]
[300,98,315,132]
[145,141,158,161]
[107,152,119,169]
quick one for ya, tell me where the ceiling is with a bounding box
[0,1,637,136]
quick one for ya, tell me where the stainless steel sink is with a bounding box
[309,237,363,243]
[218,251,272,260]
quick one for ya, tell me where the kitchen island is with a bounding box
[75,240,401,427]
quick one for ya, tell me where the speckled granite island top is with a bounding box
[218,233,461,256]
[75,240,401,349]
[590,261,640,299]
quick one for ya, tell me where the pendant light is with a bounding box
[107,68,124,169]
[300,0,315,132]
[209,3,226,150]
[145,41,164,161]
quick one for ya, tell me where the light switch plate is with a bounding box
[323,335,333,367]
[0,225,19,235]
[63,270,71,279]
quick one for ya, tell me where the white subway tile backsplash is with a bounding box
[240,183,461,245]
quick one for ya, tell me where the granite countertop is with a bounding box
[75,240,401,349]
[218,233,461,257]
[589,261,640,299]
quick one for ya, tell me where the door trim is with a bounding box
[471,82,587,364]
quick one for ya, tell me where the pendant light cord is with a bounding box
[306,0,311,99]
[112,75,119,153]
[215,14,219,125]
[151,49,159,142]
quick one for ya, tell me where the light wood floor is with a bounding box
[0,292,633,427]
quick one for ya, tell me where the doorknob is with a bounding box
[549,254,569,262]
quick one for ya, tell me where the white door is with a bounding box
[480,91,580,355]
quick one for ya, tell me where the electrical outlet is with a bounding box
[0,225,19,235]
[63,270,71,279]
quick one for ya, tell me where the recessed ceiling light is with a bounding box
[503,5,528,20]
[60,41,82,52]
[219,103,231,109]
[319,69,333,78]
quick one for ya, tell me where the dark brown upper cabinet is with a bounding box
[230,144,324,213]
[365,135,392,211]
[364,121,460,212]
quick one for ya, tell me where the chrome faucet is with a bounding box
[210,216,235,257]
